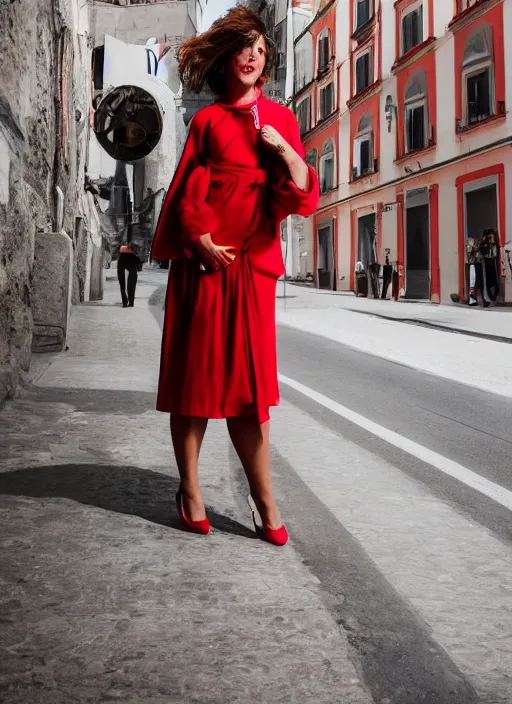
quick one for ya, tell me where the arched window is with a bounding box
[318,28,331,73]
[353,112,374,179]
[320,140,335,193]
[461,26,494,126]
[404,69,429,153]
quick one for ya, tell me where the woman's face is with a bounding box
[228,35,267,88]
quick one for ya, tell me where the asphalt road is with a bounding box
[270,324,512,704]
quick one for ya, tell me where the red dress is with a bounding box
[152,93,319,423]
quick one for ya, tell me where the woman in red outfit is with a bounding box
[152,7,319,546]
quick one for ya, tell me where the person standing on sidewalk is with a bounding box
[151,7,319,546]
[117,244,142,308]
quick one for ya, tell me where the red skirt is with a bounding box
[157,252,279,424]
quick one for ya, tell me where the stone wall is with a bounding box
[0,0,92,405]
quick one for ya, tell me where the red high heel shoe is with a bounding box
[250,502,288,547]
[262,524,289,547]
[176,487,210,535]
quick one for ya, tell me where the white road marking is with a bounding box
[278,373,512,513]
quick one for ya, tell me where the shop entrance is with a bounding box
[405,187,430,299]
[464,178,499,304]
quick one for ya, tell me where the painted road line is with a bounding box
[278,373,512,513]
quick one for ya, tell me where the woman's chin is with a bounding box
[235,74,260,88]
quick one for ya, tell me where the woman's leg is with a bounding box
[170,414,208,521]
[226,416,281,530]
[127,267,138,306]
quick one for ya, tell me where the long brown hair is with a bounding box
[178,6,276,95]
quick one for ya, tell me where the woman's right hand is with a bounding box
[195,233,236,271]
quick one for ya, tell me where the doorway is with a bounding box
[317,222,335,290]
[357,213,378,297]
[464,179,499,302]
[405,187,430,299]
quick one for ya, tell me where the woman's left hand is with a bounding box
[261,124,309,192]
[260,125,288,156]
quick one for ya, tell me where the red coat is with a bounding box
[154,94,319,423]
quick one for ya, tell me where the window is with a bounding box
[355,50,372,94]
[461,28,494,126]
[320,140,335,193]
[319,82,334,120]
[401,2,424,56]
[306,148,317,170]
[318,29,331,73]
[297,97,311,135]
[353,112,374,179]
[404,70,429,153]
[355,0,372,30]
[458,0,481,12]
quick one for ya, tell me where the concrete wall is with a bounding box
[0,0,93,404]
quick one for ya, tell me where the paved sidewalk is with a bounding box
[278,282,512,341]
[276,282,512,399]
[0,270,372,704]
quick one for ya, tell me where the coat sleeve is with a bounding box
[151,114,216,260]
[270,109,319,223]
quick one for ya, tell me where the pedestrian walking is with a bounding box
[152,7,319,546]
[117,244,142,307]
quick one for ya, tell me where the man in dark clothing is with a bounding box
[117,245,142,307]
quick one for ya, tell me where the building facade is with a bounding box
[295,0,512,304]
[0,0,95,404]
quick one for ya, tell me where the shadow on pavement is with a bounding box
[0,464,256,540]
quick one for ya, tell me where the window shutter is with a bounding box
[412,104,425,150]
[467,69,491,124]
[327,83,333,113]
[326,157,334,189]
[364,53,371,88]
[356,0,371,29]
[356,57,364,93]
[360,139,370,173]
[402,14,412,54]
[356,54,370,93]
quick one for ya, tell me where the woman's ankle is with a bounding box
[180,481,202,498]
[251,493,281,527]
